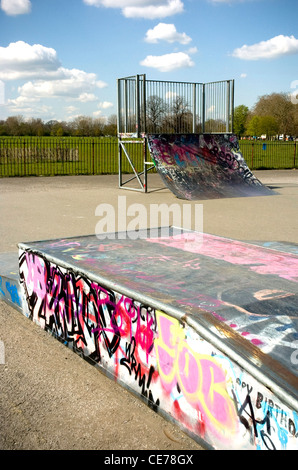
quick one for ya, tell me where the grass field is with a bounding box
[0,136,297,177]
[240,140,297,170]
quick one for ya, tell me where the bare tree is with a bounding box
[4,115,26,135]
[71,116,94,136]
[163,96,192,133]
[26,118,46,136]
[104,114,117,136]
[146,95,166,133]
[204,119,227,133]
[93,117,106,136]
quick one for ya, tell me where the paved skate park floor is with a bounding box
[0,170,298,450]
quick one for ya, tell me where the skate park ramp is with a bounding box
[10,227,298,450]
[147,134,274,200]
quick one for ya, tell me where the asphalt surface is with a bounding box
[0,170,297,451]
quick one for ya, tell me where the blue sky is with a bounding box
[0,0,297,123]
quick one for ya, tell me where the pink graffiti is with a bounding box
[148,233,298,283]
[25,252,47,297]
[21,252,155,366]
[91,287,155,361]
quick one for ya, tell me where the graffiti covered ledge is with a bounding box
[17,228,298,450]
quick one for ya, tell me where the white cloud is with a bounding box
[145,23,191,44]
[0,41,61,80]
[165,91,177,99]
[125,0,183,18]
[17,70,106,100]
[98,101,114,109]
[187,46,198,55]
[0,42,107,91]
[93,110,103,117]
[140,51,194,72]
[83,0,184,19]
[8,95,39,107]
[232,35,298,60]
[0,41,107,102]
[1,41,108,120]
[77,93,99,102]
[1,0,31,15]
[240,73,247,78]
[7,99,54,118]
[208,0,244,3]
[66,106,79,114]
[0,80,5,105]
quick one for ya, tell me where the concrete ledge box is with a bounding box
[14,227,298,450]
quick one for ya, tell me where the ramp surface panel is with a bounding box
[147,134,274,200]
[18,229,298,450]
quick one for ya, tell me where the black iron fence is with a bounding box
[0,137,297,178]
[0,137,120,177]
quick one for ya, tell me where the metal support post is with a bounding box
[202,83,206,134]
[226,80,231,133]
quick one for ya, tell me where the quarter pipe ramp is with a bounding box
[147,134,274,200]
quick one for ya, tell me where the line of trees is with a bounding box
[145,95,198,133]
[0,114,118,137]
[1,92,297,139]
[0,96,212,137]
[234,92,298,140]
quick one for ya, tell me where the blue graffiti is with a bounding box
[5,281,21,306]
[0,276,5,297]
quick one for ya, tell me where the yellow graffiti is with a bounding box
[155,311,238,438]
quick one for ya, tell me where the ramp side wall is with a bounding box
[18,247,298,451]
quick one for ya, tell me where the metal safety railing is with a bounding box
[117,74,234,137]
[117,74,234,192]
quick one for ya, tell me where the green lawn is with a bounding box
[240,140,297,170]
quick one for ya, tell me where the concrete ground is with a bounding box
[0,170,297,450]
